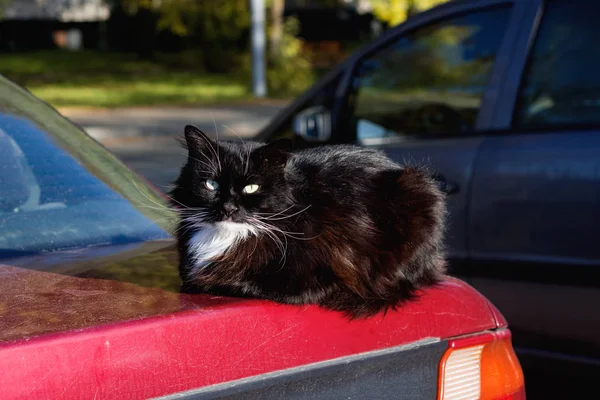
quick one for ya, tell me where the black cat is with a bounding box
[169,125,447,318]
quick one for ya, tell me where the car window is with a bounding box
[514,0,600,128]
[265,71,343,147]
[0,78,174,259]
[348,6,512,143]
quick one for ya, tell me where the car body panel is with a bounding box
[374,138,485,263]
[0,241,498,399]
[155,339,447,400]
[469,130,600,361]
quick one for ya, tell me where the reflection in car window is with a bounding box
[514,0,600,128]
[0,79,174,259]
[268,72,342,147]
[350,6,511,142]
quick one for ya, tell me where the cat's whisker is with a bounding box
[249,219,287,263]
[258,222,319,242]
[197,120,221,173]
[221,124,245,143]
[177,208,211,214]
[185,152,219,175]
[282,232,321,241]
[163,220,189,236]
[222,124,251,174]
[247,234,260,260]
[129,173,174,212]
[139,203,204,215]
[175,213,212,224]
[137,204,181,213]
[256,205,312,221]
[261,227,285,262]
[250,218,304,237]
[251,219,292,265]
[178,214,212,220]
[255,225,306,237]
[172,219,200,238]
[188,156,218,173]
[253,204,297,218]
[137,215,180,235]
[162,193,197,210]
[211,114,222,173]
[184,142,220,173]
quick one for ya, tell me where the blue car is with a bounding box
[256,0,600,392]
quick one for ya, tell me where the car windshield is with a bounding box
[0,77,175,259]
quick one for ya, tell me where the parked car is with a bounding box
[256,0,600,388]
[0,72,524,398]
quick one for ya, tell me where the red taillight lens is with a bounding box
[438,329,525,400]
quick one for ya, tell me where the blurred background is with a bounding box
[0,0,449,189]
[0,0,446,107]
[1,2,599,397]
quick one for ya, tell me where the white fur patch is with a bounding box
[188,222,256,274]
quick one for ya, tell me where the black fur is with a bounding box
[170,125,447,318]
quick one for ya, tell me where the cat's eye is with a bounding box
[205,179,219,191]
[243,184,260,194]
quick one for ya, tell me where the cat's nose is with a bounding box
[223,203,239,217]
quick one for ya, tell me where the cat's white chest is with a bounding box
[188,222,256,274]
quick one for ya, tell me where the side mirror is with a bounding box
[293,106,331,142]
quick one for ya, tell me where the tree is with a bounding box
[372,0,449,27]
[110,0,250,71]
[269,0,284,58]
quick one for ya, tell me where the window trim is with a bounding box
[336,0,530,143]
[486,0,547,130]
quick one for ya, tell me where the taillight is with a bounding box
[438,329,525,400]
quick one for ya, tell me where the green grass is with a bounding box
[0,50,252,108]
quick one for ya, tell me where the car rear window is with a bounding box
[0,80,173,259]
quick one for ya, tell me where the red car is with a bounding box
[0,77,524,398]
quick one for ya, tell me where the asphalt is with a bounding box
[61,101,286,142]
[62,102,287,191]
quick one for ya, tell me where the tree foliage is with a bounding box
[113,0,249,39]
[111,0,250,71]
[110,0,313,94]
[372,0,450,27]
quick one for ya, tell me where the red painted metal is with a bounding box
[487,300,509,329]
[446,327,511,350]
[0,266,500,399]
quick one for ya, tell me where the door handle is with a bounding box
[431,173,460,195]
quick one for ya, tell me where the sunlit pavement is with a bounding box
[63,102,286,191]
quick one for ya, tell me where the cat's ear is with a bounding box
[183,125,215,154]
[255,139,293,167]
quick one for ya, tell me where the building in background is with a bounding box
[3,0,109,21]
[0,0,109,50]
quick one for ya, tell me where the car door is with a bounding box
[469,0,600,369]
[336,0,522,273]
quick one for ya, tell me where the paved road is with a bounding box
[63,102,287,191]
[62,101,286,142]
